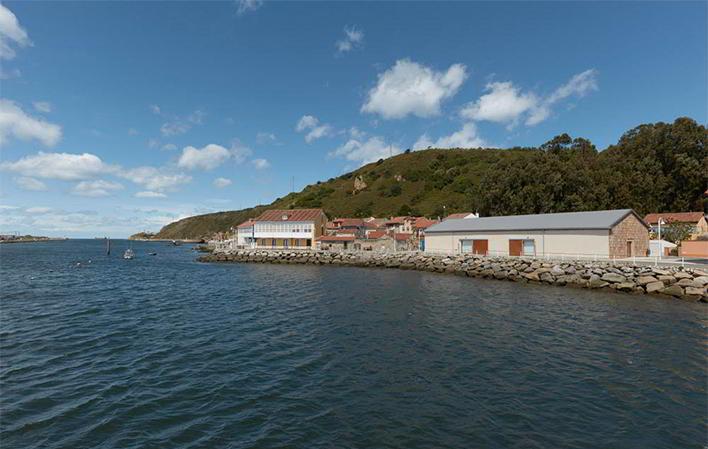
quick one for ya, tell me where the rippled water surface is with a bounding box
[1,240,706,448]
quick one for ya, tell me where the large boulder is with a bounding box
[660,285,684,298]
[637,275,658,286]
[645,281,665,293]
[601,273,626,283]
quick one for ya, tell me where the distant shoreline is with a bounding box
[0,237,69,244]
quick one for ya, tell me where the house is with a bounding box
[394,233,416,251]
[643,212,708,240]
[236,219,256,248]
[413,217,439,250]
[649,239,677,257]
[317,235,356,251]
[424,209,650,258]
[353,231,395,252]
[328,218,367,238]
[252,208,327,249]
[444,212,479,220]
[384,216,416,234]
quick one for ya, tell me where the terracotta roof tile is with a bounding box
[237,219,256,228]
[255,209,324,222]
[365,230,388,239]
[644,212,705,224]
[394,233,413,241]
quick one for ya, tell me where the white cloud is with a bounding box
[72,180,124,197]
[0,100,62,147]
[461,69,599,127]
[135,191,167,199]
[413,123,485,150]
[120,166,191,192]
[158,109,205,136]
[0,151,114,181]
[237,0,263,15]
[213,177,232,188]
[161,143,177,151]
[14,176,47,191]
[32,101,52,113]
[160,121,190,137]
[251,158,270,170]
[336,26,364,54]
[460,81,537,126]
[25,206,52,214]
[177,144,231,171]
[330,136,402,165]
[231,141,253,164]
[295,115,333,143]
[256,132,278,145]
[0,4,31,60]
[361,59,467,119]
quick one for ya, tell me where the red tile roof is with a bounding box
[365,230,388,239]
[237,219,255,228]
[394,233,413,241]
[255,209,324,222]
[317,235,355,242]
[332,218,365,227]
[414,217,438,229]
[644,212,705,225]
[445,212,473,220]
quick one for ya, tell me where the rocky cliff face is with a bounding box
[199,250,708,302]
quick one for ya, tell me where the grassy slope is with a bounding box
[155,148,507,239]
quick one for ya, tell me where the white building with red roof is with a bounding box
[252,208,327,249]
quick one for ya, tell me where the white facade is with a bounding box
[253,221,315,241]
[649,239,676,257]
[425,229,611,258]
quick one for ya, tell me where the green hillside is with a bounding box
[154,117,707,240]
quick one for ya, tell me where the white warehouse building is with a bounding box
[424,209,650,259]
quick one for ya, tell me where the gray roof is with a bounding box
[426,209,647,233]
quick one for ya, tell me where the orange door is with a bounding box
[509,240,523,256]
[473,240,488,255]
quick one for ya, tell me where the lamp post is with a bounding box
[657,218,665,259]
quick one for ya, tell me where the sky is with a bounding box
[0,1,706,238]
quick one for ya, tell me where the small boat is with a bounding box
[170,240,181,246]
[123,249,135,259]
[148,252,157,256]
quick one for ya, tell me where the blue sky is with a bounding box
[1,1,706,237]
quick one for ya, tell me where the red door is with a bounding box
[509,240,522,256]
[473,240,488,255]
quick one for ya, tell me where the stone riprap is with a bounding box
[198,250,708,302]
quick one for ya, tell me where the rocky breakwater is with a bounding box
[198,250,708,302]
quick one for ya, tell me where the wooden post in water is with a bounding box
[106,237,111,255]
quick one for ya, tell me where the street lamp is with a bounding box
[657,217,666,258]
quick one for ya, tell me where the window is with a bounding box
[522,239,535,256]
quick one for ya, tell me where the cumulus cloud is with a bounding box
[32,101,52,113]
[460,81,537,125]
[251,158,270,169]
[461,69,599,127]
[135,191,167,199]
[237,0,263,15]
[0,151,114,180]
[295,115,333,143]
[177,144,231,171]
[336,26,364,54]
[231,141,254,164]
[213,177,232,188]
[72,180,124,197]
[0,100,62,147]
[0,4,31,60]
[15,176,47,191]
[361,59,467,119]
[330,136,402,165]
[25,206,52,214]
[413,123,486,150]
[120,166,191,192]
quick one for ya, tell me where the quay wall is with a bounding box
[198,250,708,303]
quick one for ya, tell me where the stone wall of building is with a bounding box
[609,214,649,258]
